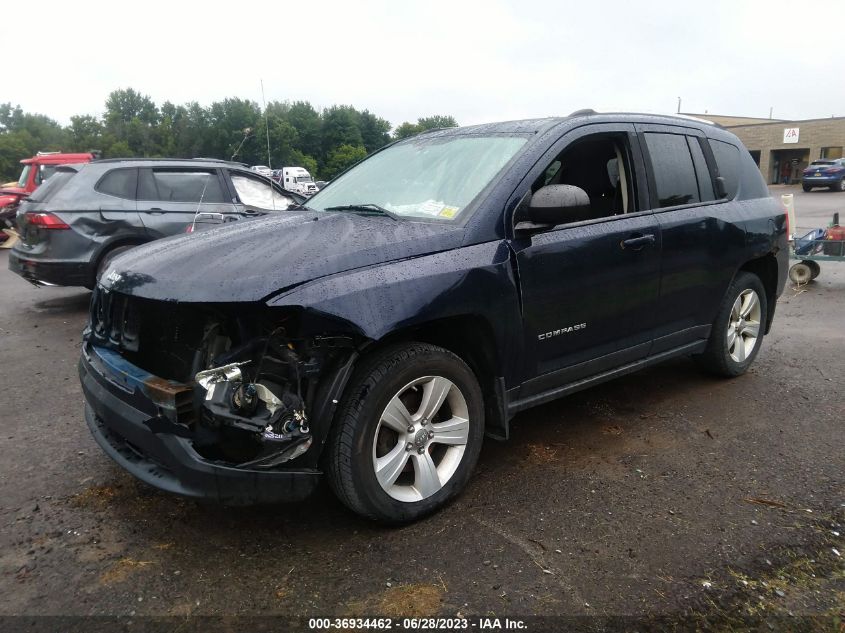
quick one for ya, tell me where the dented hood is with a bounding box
[100,210,466,302]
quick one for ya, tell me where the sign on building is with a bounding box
[783,128,799,143]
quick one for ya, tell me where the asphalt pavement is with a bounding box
[0,195,842,627]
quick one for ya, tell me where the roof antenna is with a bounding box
[677,97,681,114]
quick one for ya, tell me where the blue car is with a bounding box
[802,158,845,192]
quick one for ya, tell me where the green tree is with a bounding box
[324,144,367,179]
[321,106,364,158]
[68,115,104,152]
[393,115,458,140]
[207,98,261,162]
[417,115,458,130]
[103,89,160,156]
[393,121,421,139]
[287,101,322,159]
[358,110,391,153]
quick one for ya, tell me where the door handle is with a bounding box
[143,208,164,215]
[620,233,656,251]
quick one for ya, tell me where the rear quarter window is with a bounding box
[709,140,740,199]
[96,168,138,199]
[26,170,76,203]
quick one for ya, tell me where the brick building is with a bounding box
[682,113,845,185]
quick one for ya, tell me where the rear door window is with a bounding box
[96,168,138,199]
[709,140,740,199]
[140,169,226,203]
[643,132,700,208]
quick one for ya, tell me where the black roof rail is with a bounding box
[91,157,244,165]
[568,109,598,117]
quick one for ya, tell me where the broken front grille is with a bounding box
[90,287,210,384]
[92,287,141,352]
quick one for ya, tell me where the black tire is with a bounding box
[695,271,768,378]
[327,342,484,524]
[802,185,812,192]
[804,260,821,280]
[837,179,845,192]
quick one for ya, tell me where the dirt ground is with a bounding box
[0,220,843,628]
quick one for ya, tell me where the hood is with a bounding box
[101,210,466,302]
[0,187,25,198]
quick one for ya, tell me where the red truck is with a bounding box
[0,151,96,244]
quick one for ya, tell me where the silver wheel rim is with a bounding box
[372,376,469,502]
[727,289,761,363]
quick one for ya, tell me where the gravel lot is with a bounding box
[0,191,842,627]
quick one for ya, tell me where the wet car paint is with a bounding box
[82,113,789,500]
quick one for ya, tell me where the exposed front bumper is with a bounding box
[79,344,321,505]
[8,249,92,287]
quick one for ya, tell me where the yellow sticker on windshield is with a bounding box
[439,206,459,218]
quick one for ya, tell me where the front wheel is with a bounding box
[327,343,484,523]
[695,272,767,377]
[802,184,812,192]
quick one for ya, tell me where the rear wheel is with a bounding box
[802,184,812,192]
[695,272,767,378]
[327,343,484,523]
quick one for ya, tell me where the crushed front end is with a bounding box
[79,286,356,504]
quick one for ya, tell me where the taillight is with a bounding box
[26,212,70,229]
[186,224,194,233]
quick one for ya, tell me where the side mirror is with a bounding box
[518,184,591,230]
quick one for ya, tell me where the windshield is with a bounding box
[17,165,31,188]
[37,165,58,185]
[308,135,528,221]
[811,160,835,165]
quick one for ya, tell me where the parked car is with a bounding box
[0,151,96,243]
[801,158,845,192]
[250,165,273,178]
[80,112,787,523]
[8,158,302,288]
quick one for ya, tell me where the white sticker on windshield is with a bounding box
[418,200,445,216]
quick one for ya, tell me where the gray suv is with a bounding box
[8,158,302,288]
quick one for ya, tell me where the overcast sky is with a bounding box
[8,0,843,129]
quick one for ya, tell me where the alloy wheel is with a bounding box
[727,288,761,363]
[372,376,469,502]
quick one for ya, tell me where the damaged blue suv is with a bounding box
[80,112,788,523]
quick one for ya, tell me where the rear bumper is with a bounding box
[8,249,93,286]
[802,176,840,186]
[79,344,322,505]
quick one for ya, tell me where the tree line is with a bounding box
[0,88,458,182]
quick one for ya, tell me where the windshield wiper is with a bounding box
[323,203,399,220]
